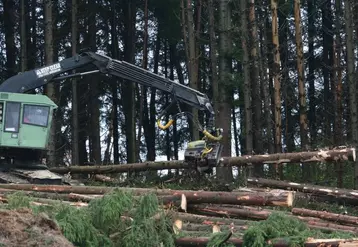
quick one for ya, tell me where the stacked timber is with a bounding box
[1,180,358,246]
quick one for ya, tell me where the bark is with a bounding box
[0,184,294,207]
[50,147,356,174]
[71,0,79,166]
[175,237,358,247]
[292,207,358,226]
[247,176,358,203]
[270,0,282,154]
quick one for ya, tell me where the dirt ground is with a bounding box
[0,208,74,247]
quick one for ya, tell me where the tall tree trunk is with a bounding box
[181,0,200,141]
[333,0,343,146]
[321,1,333,144]
[20,0,27,72]
[71,0,79,165]
[208,0,219,136]
[249,0,263,176]
[240,0,253,157]
[307,0,316,146]
[2,0,16,78]
[136,0,149,162]
[44,0,57,167]
[278,0,294,153]
[344,0,358,188]
[88,2,101,164]
[294,0,309,180]
[258,3,274,155]
[271,0,282,154]
[216,0,233,181]
[122,0,137,164]
[111,0,120,164]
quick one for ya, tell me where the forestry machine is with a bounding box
[0,51,223,185]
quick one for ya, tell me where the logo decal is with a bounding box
[35,63,61,78]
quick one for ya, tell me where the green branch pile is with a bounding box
[3,190,175,247]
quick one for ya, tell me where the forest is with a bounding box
[2,0,358,245]
[1,0,358,187]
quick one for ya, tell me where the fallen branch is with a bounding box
[0,184,295,207]
[247,177,358,204]
[49,147,356,174]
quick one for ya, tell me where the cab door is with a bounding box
[1,101,21,147]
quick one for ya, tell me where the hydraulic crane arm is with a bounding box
[0,51,222,141]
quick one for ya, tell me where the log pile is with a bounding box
[1,181,358,246]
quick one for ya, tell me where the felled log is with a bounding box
[297,216,358,234]
[173,219,241,234]
[0,184,295,207]
[292,208,358,226]
[247,177,358,204]
[188,204,270,220]
[170,211,252,226]
[49,147,356,174]
[186,205,358,234]
[175,237,358,247]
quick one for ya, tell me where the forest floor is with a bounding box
[0,207,74,247]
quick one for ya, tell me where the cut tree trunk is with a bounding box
[173,220,242,233]
[49,148,356,174]
[0,184,294,207]
[175,237,358,247]
[247,177,358,204]
[170,211,253,226]
[297,216,358,234]
[188,204,270,220]
[186,205,358,234]
[292,207,358,226]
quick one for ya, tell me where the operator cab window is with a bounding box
[4,102,21,132]
[23,105,50,127]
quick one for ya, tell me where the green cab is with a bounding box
[0,92,57,150]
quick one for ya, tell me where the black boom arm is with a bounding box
[0,51,222,141]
